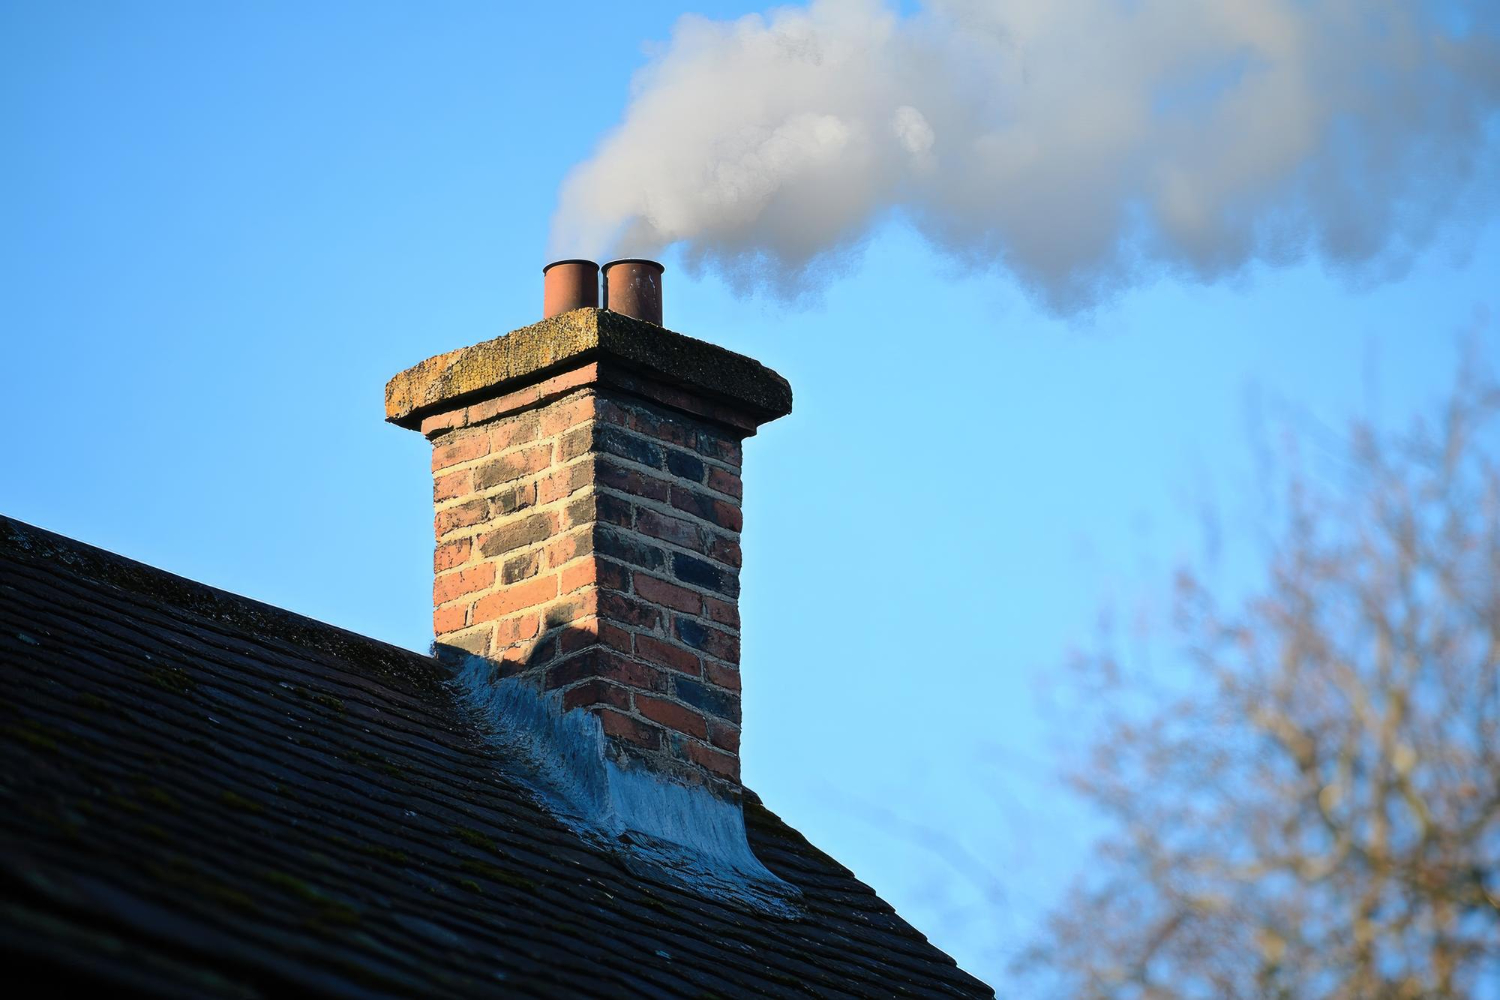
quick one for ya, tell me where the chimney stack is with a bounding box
[385,262,790,797]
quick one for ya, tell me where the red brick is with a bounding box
[434,468,473,502]
[705,660,741,692]
[496,641,542,674]
[606,656,668,693]
[433,603,468,634]
[463,365,600,431]
[493,613,541,645]
[535,467,569,507]
[705,534,741,568]
[544,588,600,629]
[634,634,701,675]
[559,618,633,655]
[432,432,490,472]
[527,363,599,411]
[561,679,632,714]
[537,459,593,505]
[472,574,558,620]
[559,619,600,654]
[634,574,702,616]
[544,526,593,568]
[634,695,708,739]
[600,591,661,630]
[599,620,633,652]
[707,720,740,753]
[559,557,598,596]
[420,410,466,438]
[597,709,662,749]
[477,512,556,558]
[685,740,737,779]
[538,392,597,437]
[434,538,471,573]
[489,412,540,451]
[545,649,666,694]
[473,443,552,491]
[562,493,630,532]
[707,466,742,499]
[433,563,495,605]
[435,498,487,539]
[464,396,516,429]
[702,596,739,629]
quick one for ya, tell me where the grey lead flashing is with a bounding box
[446,652,800,915]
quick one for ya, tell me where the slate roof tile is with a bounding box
[0,515,992,998]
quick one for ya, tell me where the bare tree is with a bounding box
[1021,367,1500,998]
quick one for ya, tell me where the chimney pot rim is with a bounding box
[601,258,666,274]
[542,258,599,274]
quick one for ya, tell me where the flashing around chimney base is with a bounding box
[445,651,799,914]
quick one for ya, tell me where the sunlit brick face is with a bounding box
[425,380,746,789]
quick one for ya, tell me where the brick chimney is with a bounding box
[385,262,790,798]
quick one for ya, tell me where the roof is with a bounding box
[0,514,992,999]
[383,308,794,431]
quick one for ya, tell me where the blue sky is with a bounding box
[3,2,1498,986]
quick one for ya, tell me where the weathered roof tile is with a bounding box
[0,514,991,998]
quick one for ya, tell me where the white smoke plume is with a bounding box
[550,0,1500,312]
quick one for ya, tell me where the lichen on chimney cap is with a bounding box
[384,308,792,430]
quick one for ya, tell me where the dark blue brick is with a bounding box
[676,617,709,650]
[665,450,706,483]
[596,426,663,469]
[595,527,665,571]
[674,676,740,723]
[672,552,738,598]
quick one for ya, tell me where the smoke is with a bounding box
[550,0,1500,312]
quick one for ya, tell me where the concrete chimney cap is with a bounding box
[383,308,792,431]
